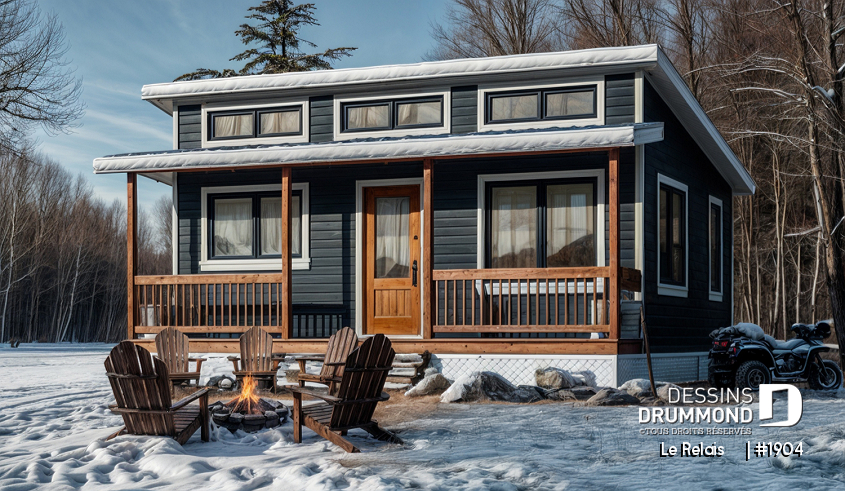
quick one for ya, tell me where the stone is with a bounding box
[424,367,440,377]
[440,371,545,403]
[657,383,682,402]
[405,373,451,397]
[228,412,244,424]
[207,375,235,390]
[544,389,577,401]
[569,387,599,400]
[618,378,679,399]
[535,368,597,389]
[581,388,641,406]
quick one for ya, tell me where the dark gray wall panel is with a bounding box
[309,95,334,142]
[605,74,635,125]
[178,105,202,149]
[451,86,478,134]
[643,79,733,352]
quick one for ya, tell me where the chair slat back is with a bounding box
[240,326,274,372]
[330,334,394,429]
[105,341,174,436]
[320,326,358,380]
[155,327,191,373]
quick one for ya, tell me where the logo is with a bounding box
[759,384,803,427]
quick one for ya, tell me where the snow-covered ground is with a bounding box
[2,344,845,490]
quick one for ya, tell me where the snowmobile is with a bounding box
[708,321,842,390]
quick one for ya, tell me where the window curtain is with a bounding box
[375,197,410,278]
[260,111,299,135]
[214,114,253,138]
[547,183,595,267]
[491,186,537,268]
[545,91,593,118]
[397,101,440,126]
[491,94,538,120]
[347,105,389,130]
[213,198,252,256]
[260,196,301,256]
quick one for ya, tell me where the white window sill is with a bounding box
[199,258,311,272]
[709,292,723,302]
[658,283,688,298]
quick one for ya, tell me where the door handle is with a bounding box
[412,260,418,287]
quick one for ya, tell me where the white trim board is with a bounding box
[199,183,310,272]
[656,173,689,298]
[708,195,724,302]
[476,169,606,269]
[354,178,425,339]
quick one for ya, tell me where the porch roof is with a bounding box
[93,122,664,175]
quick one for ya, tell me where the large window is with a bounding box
[709,196,723,300]
[485,86,597,124]
[208,191,302,260]
[209,106,302,140]
[658,176,688,293]
[486,179,597,268]
[341,96,443,133]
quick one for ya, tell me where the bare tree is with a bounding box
[0,0,83,148]
[561,0,664,49]
[428,0,564,60]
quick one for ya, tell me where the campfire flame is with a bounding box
[228,376,261,414]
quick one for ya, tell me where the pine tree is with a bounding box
[175,0,355,81]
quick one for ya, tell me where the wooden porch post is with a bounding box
[608,148,621,340]
[127,173,137,341]
[281,167,293,339]
[423,159,434,339]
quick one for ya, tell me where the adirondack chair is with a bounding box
[227,326,280,391]
[291,334,402,453]
[155,327,206,388]
[104,341,209,445]
[295,326,358,394]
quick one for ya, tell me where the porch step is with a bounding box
[386,351,431,385]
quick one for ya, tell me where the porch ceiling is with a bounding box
[92,122,663,174]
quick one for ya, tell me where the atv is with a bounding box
[708,321,842,391]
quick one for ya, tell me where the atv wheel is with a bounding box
[808,360,843,391]
[735,360,771,390]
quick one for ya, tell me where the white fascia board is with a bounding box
[651,50,755,196]
[142,45,660,107]
[93,123,664,174]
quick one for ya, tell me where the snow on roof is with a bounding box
[93,123,665,174]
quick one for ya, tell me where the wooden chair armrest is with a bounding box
[189,357,207,362]
[323,361,346,366]
[295,356,326,362]
[289,387,341,403]
[171,388,210,411]
[333,392,390,405]
[191,358,206,373]
[227,356,240,372]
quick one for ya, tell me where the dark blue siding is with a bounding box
[309,95,333,142]
[451,86,477,134]
[605,74,635,125]
[178,105,201,149]
[643,79,733,352]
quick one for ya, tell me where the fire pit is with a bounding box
[209,376,289,433]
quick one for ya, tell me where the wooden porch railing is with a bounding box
[132,274,287,335]
[432,266,640,336]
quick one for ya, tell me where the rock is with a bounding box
[618,379,680,399]
[207,375,236,389]
[535,367,577,389]
[405,373,451,397]
[424,367,440,377]
[657,383,681,402]
[219,378,234,390]
[440,371,545,403]
[544,389,577,401]
[582,388,641,406]
[535,368,597,389]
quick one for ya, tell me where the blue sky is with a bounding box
[34,0,450,210]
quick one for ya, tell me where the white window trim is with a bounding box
[333,89,451,141]
[709,195,724,302]
[354,178,425,339]
[201,99,309,148]
[199,183,310,272]
[657,174,689,298]
[477,77,605,132]
[476,169,606,269]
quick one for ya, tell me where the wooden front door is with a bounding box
[363,185,421,335]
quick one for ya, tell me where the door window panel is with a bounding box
[375,197,410,278]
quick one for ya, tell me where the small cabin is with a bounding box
[94,45,754,386]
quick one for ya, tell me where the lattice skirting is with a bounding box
[431,352,710,387]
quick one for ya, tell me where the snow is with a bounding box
[3,344,845,490]
[92,123,665,174]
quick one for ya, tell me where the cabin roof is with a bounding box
[93,123,664,174]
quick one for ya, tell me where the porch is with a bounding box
[126,149,643,355]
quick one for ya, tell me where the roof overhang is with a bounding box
[93,123,664,174]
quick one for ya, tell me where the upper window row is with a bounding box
[485,86,597,124]
[341,97,443,133]
[210,106,302,140]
